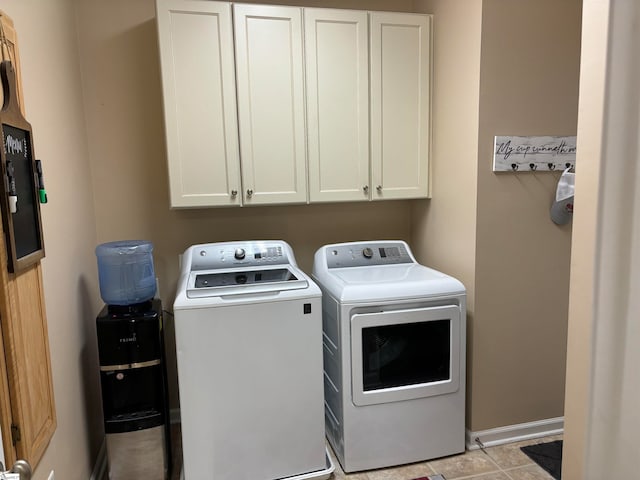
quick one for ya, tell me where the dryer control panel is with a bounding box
[325,241,414,268]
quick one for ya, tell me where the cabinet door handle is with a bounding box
[363,185,369,194]
[376,185,383,192]
[246,189,253,197]
[231,189,238,197]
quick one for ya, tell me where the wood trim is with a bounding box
[5,264,56,464]
[0,12,24,118]
[0,287,14,466]
[0,10,19,467]
[0,9,56,468]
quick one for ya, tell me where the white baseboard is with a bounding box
[90,441,107,480]
[466,416,564,450]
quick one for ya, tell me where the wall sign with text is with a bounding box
[493,135,577,172]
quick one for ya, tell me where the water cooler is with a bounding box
[95,241,171,480]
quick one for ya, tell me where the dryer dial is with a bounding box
[234,248,246,260]
[362,247,374,259]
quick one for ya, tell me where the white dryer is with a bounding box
[174,241,332,480]
[312,240,466,473]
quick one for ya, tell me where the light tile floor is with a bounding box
[168,424,560,480]
[330,435,562,480]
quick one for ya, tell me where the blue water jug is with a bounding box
[95,240,157,306]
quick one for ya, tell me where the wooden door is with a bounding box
[370,12,432,200]
[0,10,56,469]
[234,4,308,206]
[156,0,241,208]
[305,8,370,203]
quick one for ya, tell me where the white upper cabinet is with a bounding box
[234,4,308,206]
[156,0,241,207]
[156,2,432,208]
[305,9,370,203]
[370,12,432,200]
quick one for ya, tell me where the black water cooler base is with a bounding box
[97,299,171,480]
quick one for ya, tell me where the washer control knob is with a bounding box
[362,247,374,259]
[234,248,246,260]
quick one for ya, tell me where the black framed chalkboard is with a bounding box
[0,60,44,272]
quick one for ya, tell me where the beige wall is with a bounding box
[471,0,581,431]
[74,0,416,297]
[410,0,482,428]
[410,0,482,309]
[0,0,103,479]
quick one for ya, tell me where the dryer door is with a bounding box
[351,305,461,406]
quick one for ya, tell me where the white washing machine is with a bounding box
[312,240,466,473]
[174,241,333,480]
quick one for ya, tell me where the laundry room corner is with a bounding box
[73,0,419,435]
[410,0,482,436]
[411,0,580,442]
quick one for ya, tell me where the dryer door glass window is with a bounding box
[362,319,450,391]
[351,304,461,406]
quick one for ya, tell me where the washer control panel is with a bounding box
[326,241,414,268]
[189,241,289,270]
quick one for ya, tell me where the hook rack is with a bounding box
[493,135,577,173]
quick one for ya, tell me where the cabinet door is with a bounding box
[0,10,56,469]
[156,0,241,208]
[370,12,432,200]
[234,4,307,205]
[305,9,369,203]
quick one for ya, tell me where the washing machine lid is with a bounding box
[186,265,308,298]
